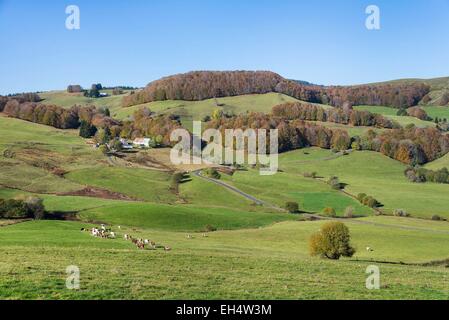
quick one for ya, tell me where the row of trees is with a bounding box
[3,100,80,129]
[404,166,449,184]
[322,83,430,109]
[2,98,120,130]
[122,71,430,109]
[353,126,449,165]
[0,93,41,112]
[272,102,400,128]
[206,112,352,153]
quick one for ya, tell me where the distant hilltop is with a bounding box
[122,70,433,109]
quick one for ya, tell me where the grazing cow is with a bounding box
[110,232,116,239]
[144,239,149,245]
[202,233,208,238]
[186,234,193,239]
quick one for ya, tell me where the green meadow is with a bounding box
[0,218,448,299]
[1,95,449,300]
[279,148,449,219]
[39,90,131,114]
[115,93,300,129]
[353,105,436,128]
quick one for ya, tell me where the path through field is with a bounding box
[193,170,449,235]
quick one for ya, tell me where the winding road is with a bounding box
[192,169,449,235]
[192,170,284,211]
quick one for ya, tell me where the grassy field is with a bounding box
[0,218,448,299]
[220,164,373,216]
[425,152,449,170]
[353,106,436,128]
[115,93,300,129]
[279,148,449,219]
[2,107,449,300]
[421,105,449,120]
[39,90,131,115]
[65,166,178,203]
[0,116,87,153]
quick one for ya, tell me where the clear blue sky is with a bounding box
[0,0,448,94]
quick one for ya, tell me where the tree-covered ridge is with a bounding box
[206,112,352,153]
[206,109,449,165]
[122,71,430,109]
[272,102,400,129]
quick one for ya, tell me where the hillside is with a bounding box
[116,92,300,129]
[38,89,131,114]
[122,71,430,109]
[1,93,449,300]
[365,77,449,106]
[1,217,449,299]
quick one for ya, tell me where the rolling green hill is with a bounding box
[2,91,449,300]
[279,148,449,219]
[0,218,448,299]
[353,105,436,128]
[115,93,301,129]
[38,90,131,114]
[365,77,449,106]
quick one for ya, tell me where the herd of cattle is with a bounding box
[81,224,172,251]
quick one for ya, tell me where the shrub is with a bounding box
[431,215,442,221]
[24,196,45,220]
[285,202,299,213]
[79,120,97,138]
[203,224,217,232]
[303,172,317,178]
[0,199,28,218]
[172,172,187,184]
[203,168,221,179]
[0,196,45,219]
[344,206,354,218]
[393,209,410,217]
[327,176,343,190]
[357,193,367,202]
[363,196,380,208]
[322,207,337,217]
[309,222,356,260]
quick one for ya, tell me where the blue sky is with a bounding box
[0,0,448,94]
